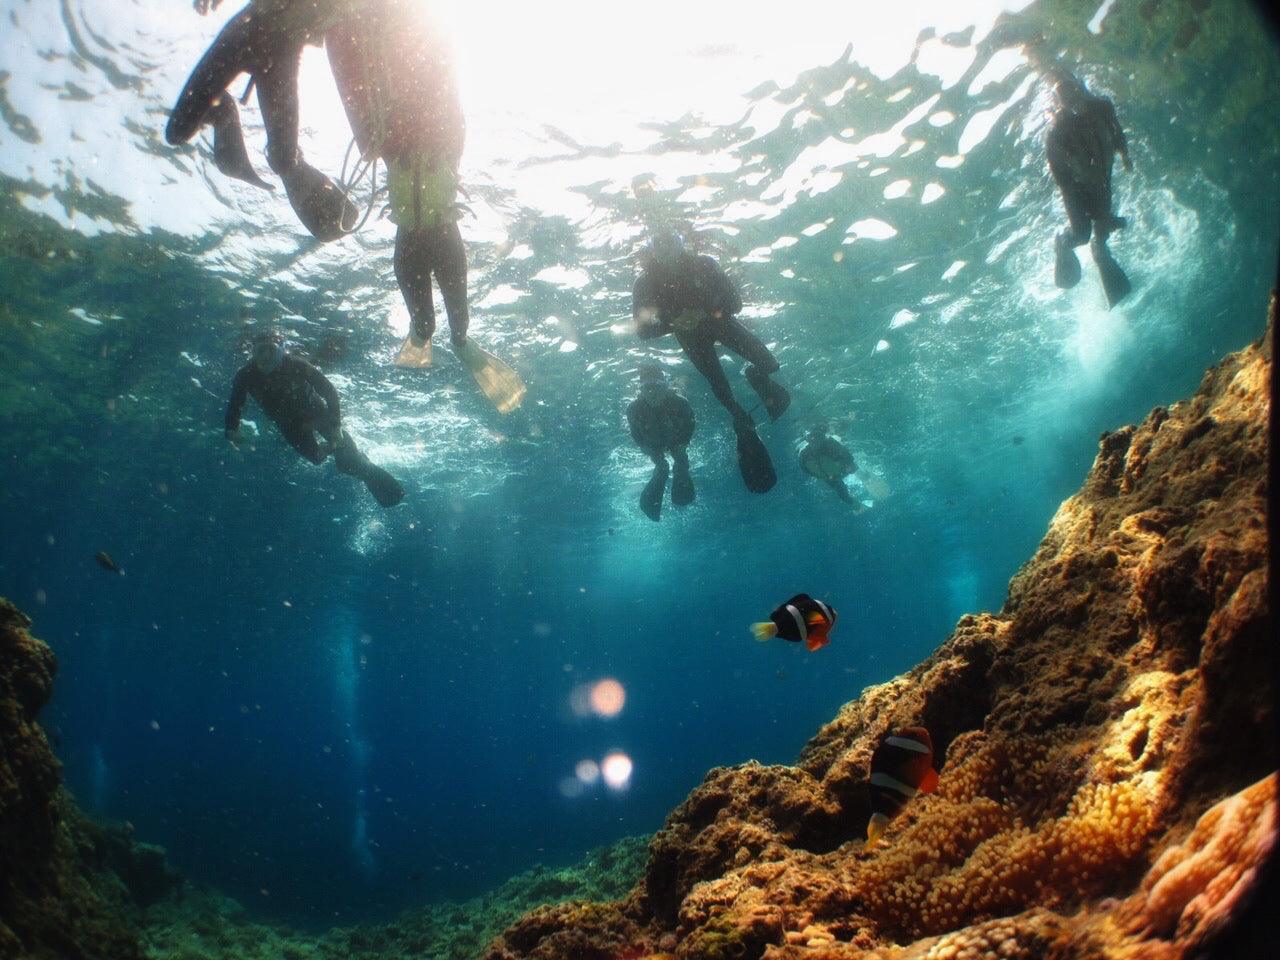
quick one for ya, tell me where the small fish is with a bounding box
[751,593,837,652]
[1011,435,1025,446]
[866,725,940,844]
[95,551,125,576]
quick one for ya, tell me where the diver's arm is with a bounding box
[1108,102,1133,171]
[700,256,742,317]
[302,361,342,426]
[225,367,251,436]
[632,273,667,338]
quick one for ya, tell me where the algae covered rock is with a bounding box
[483,313,1274,958]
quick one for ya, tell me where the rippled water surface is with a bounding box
[1,0,1277,923]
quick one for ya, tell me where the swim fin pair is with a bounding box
[1054,232,1131,307]
[332,433,404,508]
[639,456,695,521]
[735,422,776,494]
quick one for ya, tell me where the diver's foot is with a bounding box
[1054,233,1082,289]
[363,466,405,508]
[1091,238,1132,309]
[671,462,696,507]
[281,163,358,242]
[208,97,273,190]
[744,366,791,420]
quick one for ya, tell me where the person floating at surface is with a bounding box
[1044,67,1134,308]
[626,364,696,521]
[632,230,788,494]
[326,0,525,413]
[799,422,860,507]
[225,334,404,507]
[167,0,359,241]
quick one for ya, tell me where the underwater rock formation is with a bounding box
[0,598,156,960]
[483,319,1273,959]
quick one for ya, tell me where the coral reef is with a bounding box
[483,316,1273,960]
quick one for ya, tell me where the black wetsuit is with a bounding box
[225,354,340,463]
[627,390,695,462]
[632,254,779,425]
[1046,95,1129,247]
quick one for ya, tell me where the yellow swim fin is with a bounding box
[456,339,526,414]
[751,622,778,643]
[394,334,433,369]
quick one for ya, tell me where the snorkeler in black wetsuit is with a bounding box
[1045,68,1134,307]
[799,422,859,507]
[632,231,788,493]
[626,364,696,521]
[167,0,358,241]
[225,335,404,507]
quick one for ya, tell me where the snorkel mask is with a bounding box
[252,335,285,374]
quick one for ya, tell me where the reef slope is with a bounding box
[484,320,1274,959]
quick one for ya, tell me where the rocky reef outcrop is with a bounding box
[483,316,1274,959]
[0,599,169,960]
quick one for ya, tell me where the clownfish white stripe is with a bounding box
[870,771,919,799]
[815,600,835,624]
[885,735,929,754]
[785,604,807,641]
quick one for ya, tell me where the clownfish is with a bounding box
[750,594,837,652]
[866,725,939,844]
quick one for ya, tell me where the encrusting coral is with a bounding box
[481,304,1273,958]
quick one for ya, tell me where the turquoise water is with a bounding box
[1,0,1276,925]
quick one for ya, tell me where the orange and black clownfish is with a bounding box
[866,725,939,844]
[750,593,837,652]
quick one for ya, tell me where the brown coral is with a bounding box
[485,311,1274,959]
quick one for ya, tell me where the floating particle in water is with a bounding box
[589,679,626,718]
[322,745,332,754]
[282,600,292,608]
[149,720,160,731]
[576,759,600,784]
[558,777,584,799]
[533,623,552,637]
[35,589,46,605]
[601,752,633,789]
[359,633,373,646]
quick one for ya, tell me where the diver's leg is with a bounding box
[717,318,790,420]
[166,7,261,145]
[1052,184,1091,289]
[429,222,470,346]
[675,328,752,428]
[258,47,356,240]
[279,421,325,464]
[394,227,438,343]
[826,477,856,505]
[331,428,405,507]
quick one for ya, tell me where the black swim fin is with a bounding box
[281,162,359,242]
[671,461,695,507]
[361,464,405,508]
[208,96,272,190]
[735,425,776,494]
[1054,233,1082,289]
[640,463,667,521]
[1092,238,1131,308]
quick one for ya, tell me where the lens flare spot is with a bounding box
[589,679,626,717]
[601,752,633,789]
[576,759,601,784]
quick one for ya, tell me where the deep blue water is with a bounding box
[1,0,1277,926]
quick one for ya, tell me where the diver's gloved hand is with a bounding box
[193,0,223,14]
[225,427,243,445]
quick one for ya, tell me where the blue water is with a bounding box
[1,0,1277,926]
